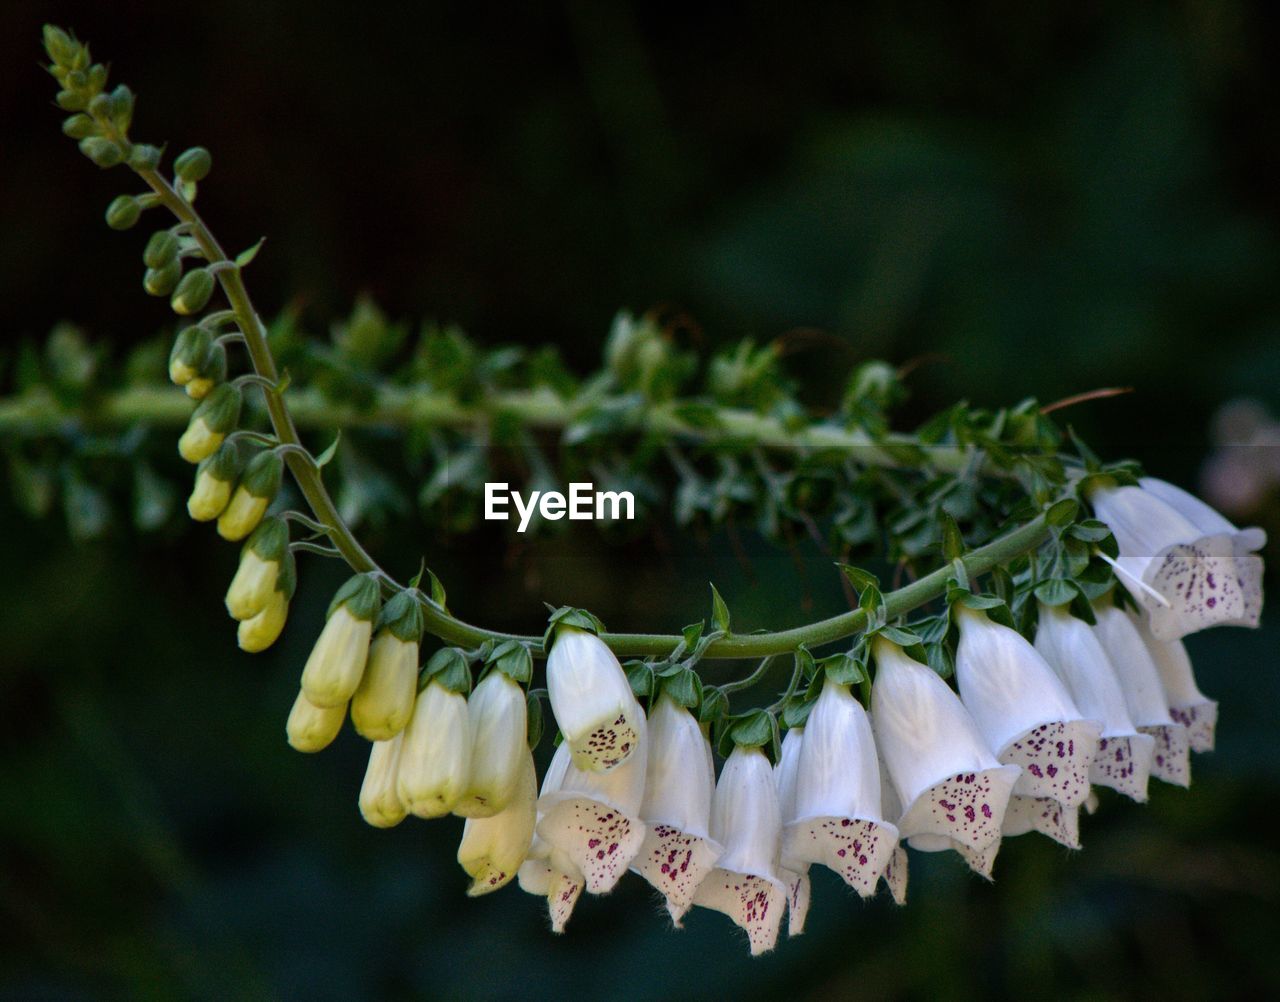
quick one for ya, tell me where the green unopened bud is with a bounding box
[43,25,79,67]
[86,63,107,92]
[62,114,96,140]
[187,442,243,522]
[87,92,112,119]
[286,689,346,753]
[109,85,134,131]
[225,517,289,620]
[185,342,227,399]
[168,325,212,385]
[56,89,88,112]
[79,136,123,168]
[146,230,181,270]
[174,146,212,183]
[105,195,142,230]
[144,259,182,297]
[128,144,161,171]
[301,574,381,708]
[216,450,283,541]
[178,383,241,463]
[171,268,215,315]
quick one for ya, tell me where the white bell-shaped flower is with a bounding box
[1089,482,1261,640]
[1132,613,1217,752]
[632,693,723,925]
[774,726,811,937]
[518,752,586,933]
[396,680,472,818]
[784,679,900,897]
[1138,476,1266,554]
[1033,603,1155,802]
[454,671,529,818]
[457,749,537,896]
[546,626,642,772]
[358,734,407,828]
[1090,602,1191,788]
[536,706,648,894]
[953,606,1101,849]
[870,639,1020,856]
[877,766,909,905]
[692,744,787,956]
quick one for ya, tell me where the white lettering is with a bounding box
[569,482,593,519]
[483,483,636,532]
[540,491,566,521]
[596,490,634,521]
[485,482,509,521]
[512,490,540,533]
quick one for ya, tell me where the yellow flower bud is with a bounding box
[238,589,289,653]
[454,671,528,818]
[178,417,223,464]
[458,750,537,896]
[225,550,280,620]
[185,376,215,399]
[216,487,269,541]
[351,632,419,740]
[187,466,232,521]
[397,680,472,819]
[359,734,408,828]
[285,689,345,753]
[300,606,374,708]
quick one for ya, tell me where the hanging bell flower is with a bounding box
[545,619,641,772]
[187,441,242,522]
[632,692,723,926]
[774,725,811,937]
[458,749,538,896]
[178,383,241,464]
[785,678,901,896]
[1088,480,1262,640]
[237,548,296,653]
[1033,603,1156,802]
[691,743,787,957]
[217,450,283,542]
[870,638,1020,864]
[350,591,423,741]
[300,573,381,707]
[518,750,586,933]
[454,669,529,818]
[168,324,212,388]
[536,705,648,894]
[358,734,408,829]
[953,606,1101,849]
[1089,600,1191,788]
[1131,613,1217,752]
[397,673,472,819]
[225,516,291,621]
[1138,476,1266,555]
[285,687,345,753]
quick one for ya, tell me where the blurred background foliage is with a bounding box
[3,1,1280,999]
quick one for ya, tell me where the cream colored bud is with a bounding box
[225,550,280,621]
[397,680,472,818]
[454,671,528,818]
[178,417,223,464]
[351,632,419,741]
[300,606,373,708]
[286,689,345,753]
[458,751,537,895]
[216,488,269,542]
[359,735,408,828]
[185,376,215,400]
[187,467,232,521]
[238,590,289,653]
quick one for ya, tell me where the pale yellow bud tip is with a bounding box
[238,591,289,653]
[178,419,223,464]
[187,470,232,522]
[185,377,215,400]
[217,488,269,541]
[225,550,279,621]
[286,689,345,753]
[169,359,196,385]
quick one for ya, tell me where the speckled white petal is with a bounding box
[780,864,811,937]
[1002,794,1081,849]
[546,626,643,772]
[1138,476,1266,554]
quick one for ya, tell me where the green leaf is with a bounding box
[698,686,729,725]
[423,647,472,695]
[1034,578,1078,608]
[877,625,922,647]
[926,642,955,680]
[487,639,533,685]
[838,563,880,594]
[709,583,731,634]
[782,696,816,729]
[625,661,654,699]
[939,509,965,561]
[1067,519,1113,543]
[818,652,866,686]
[235,238,265,268]
[662,667,703,710]
[314,431,341,469]
[526,692,544,749]
[682,621,704,650]
[1045,497,1080,528]
[727,709,774,750]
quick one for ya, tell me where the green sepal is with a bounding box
[1034,578,1078,608]
[422,647,472,696]
[170,325,212,375]
[171,268,215,315]
[174,146,212,183]
[698,686,729,725]
[926,642,955,680]
[719,709,775,757]
[781,694,817,729]
[838,563,880,594]
[625,660,654,700]
[486,639,533,685]
[328,572,382,622]
[244,515,289,563]
[659,666,703,710]
[197,440,243,484]
[275,549,298,600]
[240,450,283,500]
[376,590,425,644]
[192,382,242,434]
[543,606,605,648]
[526,691,544,749]
[817,651,866,686]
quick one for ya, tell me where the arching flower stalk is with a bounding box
[871,638,1020,872]
[692,744,788,956]
[633,691,723,926]
[784,678,900,894]
[953,606,1100,850]
[1089,600,1191,787]
[1034,603,1155,802]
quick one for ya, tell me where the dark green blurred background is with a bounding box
[4,2,1280,999]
